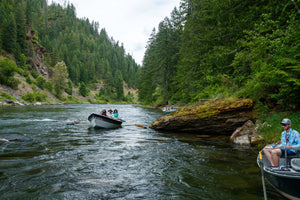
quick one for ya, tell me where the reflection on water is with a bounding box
[0,104,287,199]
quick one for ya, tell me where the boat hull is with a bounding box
[257,151,300,200]
[88,113,124,129]
[264,169,300,200]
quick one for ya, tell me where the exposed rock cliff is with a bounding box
[26,28,51,79]
[150,98,254,135]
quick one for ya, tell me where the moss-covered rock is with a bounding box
[150,98,254,135]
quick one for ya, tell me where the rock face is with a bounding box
[150,98,253,135]
[26,28,51,79]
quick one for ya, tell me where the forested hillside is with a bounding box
[138,0,300,110]
[0,0,139,103]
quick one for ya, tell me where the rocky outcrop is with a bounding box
[150,98,253,135]
[230,120,265,146]
[26,28,51,79]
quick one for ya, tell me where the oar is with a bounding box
[124,121,147,129]
[67,120,88,125]
[132,123,147,129]
[259,151,268,200]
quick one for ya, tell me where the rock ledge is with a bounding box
[150,98,253,135]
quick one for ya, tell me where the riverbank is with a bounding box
[146,98,300,147]
[2,90,299,147]
[0,80,137,106]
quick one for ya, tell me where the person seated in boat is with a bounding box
[100,109,107,116]
[113,109,119,119]
[263,118,300,167]
[107,109,113,117]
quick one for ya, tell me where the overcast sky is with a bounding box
[50,0,181,65]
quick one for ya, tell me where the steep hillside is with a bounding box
[0,0,140,105]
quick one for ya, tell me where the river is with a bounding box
[0,104,286,199]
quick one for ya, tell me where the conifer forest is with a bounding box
[0,0,299,109]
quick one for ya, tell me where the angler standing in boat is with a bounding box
[263,118,300,167]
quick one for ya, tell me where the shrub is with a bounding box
[65,80,73,95]
[35,76,46,89]
[0,57,18,88]
[30,70,39,79]
[44,81,53,92]
[22,92,47,102]
[79,82,89,97]
[0,92,16,101]
[7,77,20,89]
[26,76,32,84]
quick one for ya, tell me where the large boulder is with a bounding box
[230,120,265,146]
[150,98,253,135]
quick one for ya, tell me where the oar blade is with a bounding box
[134,124,147,129]
[67,121,87,125]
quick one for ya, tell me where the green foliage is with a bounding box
[7,77,20,90]
[0,57,19,89]
[52,61,69,97]
[232,13,300,107]
[0,92,16,101]
[79,82,89,97]
[26,76,32,84]
[65,80,73,95]
[31,70,39,79]
[1,12,17,53]
[65,95,81,104]
[0,0,139,103]
[44,81,53,92]
[138,0,300,109]
[22,91,47,102]
[35,75,46,89]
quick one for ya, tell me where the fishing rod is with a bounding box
[291,0,300,13]
[259,151,268,200]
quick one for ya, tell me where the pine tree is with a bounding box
[52,61,69,97]
[1,12,17,53]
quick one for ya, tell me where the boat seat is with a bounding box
[291,158,300,171]
[279,153,300,167]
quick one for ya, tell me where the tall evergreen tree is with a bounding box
[1,12,17,54]
[52,61,69,97]
[14,0,27,56]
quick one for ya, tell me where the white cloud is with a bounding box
[50,0,181,65]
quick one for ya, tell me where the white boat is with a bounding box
[88,113,125,129]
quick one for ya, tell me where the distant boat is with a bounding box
[257,148,300,200]
[163,107,177,114]
[88,113,125,129]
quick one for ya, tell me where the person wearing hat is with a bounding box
[107,109,113,117]
[263,118,300,167]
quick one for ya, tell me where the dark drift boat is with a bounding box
[257,149,300,200]
[88,113,125,129]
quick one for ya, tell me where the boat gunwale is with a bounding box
[88,113,125,124]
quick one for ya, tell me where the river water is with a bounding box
[0,104,286,199]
